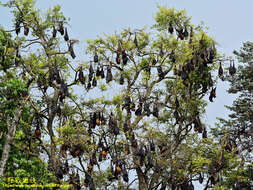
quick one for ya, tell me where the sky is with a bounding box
[1,0,252,189]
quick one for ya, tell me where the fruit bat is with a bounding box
[113,124,120,136]
[152,104,159,118]
[101,113,106,125]
[202,127,207,138]
[122,167,129,183]
[199,173,203,184]
[64,27,69,41]
[35,125,41,139]
[229,61,237,76]
[78,67,85,85]
[96,66,100,77]
[175,96,179,108]
[159,143,167,154]
[106,66,113,83]
[15,18,21,35]
[89,63,94,75]
[135,103,142,116]
[88,73,93,82]
[120,73,124,85]
[92,112,97,127]
[125,144,130,155]
[96,112,101,126]
[101,147,107,159]
[94,52,98,63]
[56,165,64,179]
[70,144,83,157]
[52,26,57,38]
[150,141,155,152]
[177,28,184,40]
[181,67,188,80]
[122,50,128,65]
[63,160,69,174]
[59,81,69,102]
[58,22,64,35]
[92,77,97,87]
[123,121,129,132]
[147,150,153,168]
[168,22,173,34]
[131,135,137,148]
[208,73,213,87]
[152,58,157,65]
[174,110,179,124]
[68,43,76,59]
[183,26,189,38]
[24,23,29,36]
[116,53,121,64]
[209,87,216,102]
[134,33,138,48]
[218,62,223,78]
[87,81,91,89]
[157,66,164,79]
[144,103,151,116]
[170,50,176,63]
[100,66,105,78]
[159,48,164,58]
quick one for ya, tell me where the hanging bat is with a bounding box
[134,33,138,48]
[144,103,151,116]
[101,113,106,125]
[183,26,189,39]
[96,66,100,77]
[15,20,21,35]
[159,48,164,58]
[78,67,86,85]
[135,103,142,116]
[52,26,57,38]
[116,53,121,64]
[96,112,101,126]
[157,66,164,79]
[92,77,97,87]
[152,104,159,118]
[68,43,76,59]
[35,125,41,139]
[168,22,173,34]
[209,87,216,102]
[94,52,98,63]
[120,73,124,85]
[202,127,207,138]
[64,27,69,41]
[100,66,105,78]
[218,62,223,78]
[24,23,29,36]
[175,96,179,108]
[58,22,64,35]
[125,144,130,155]
[123,121,129,132]
[106,66,113,83]
[122,50,128,65]
[150,141,155,152]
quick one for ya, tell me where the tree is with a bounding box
[213,41,253,189]
[0,1,227,189]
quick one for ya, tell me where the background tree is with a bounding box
[212,41,253,189]
[0,0,230,189]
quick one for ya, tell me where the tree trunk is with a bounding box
[0,101,26,177]
[136,167,148,190]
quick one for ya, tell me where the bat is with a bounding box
[24,23,29,36]
[168,22,173,34]
[52,26,57,38]
[58,22,64,35]
[94,52,98,63]
[64,27,69,41]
